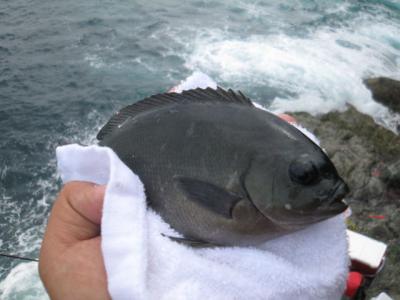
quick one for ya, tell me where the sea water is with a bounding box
[0,0,399,298]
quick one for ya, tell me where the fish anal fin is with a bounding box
[163,235,218,248]
[176,177,242,219]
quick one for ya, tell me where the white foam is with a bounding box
[0,262,48,300]
[183,13,400,132]
[84,54,104,68]
[169,71,217,93]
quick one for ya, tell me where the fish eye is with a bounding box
[289,159,319,185]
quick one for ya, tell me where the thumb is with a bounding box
[278,113,297,124]
[43,182,106,251]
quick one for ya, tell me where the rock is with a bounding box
[381,160,400,197]
[292,106,400,196]
[290,107,400,298]
[364,77,400,113]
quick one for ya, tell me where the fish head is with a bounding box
[245,148,349,231]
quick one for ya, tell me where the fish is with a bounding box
[97,87,349,246]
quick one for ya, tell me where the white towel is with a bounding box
[56,72,349,299]
[56,144,348,300]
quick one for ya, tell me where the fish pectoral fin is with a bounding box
[176,177,242,219]
[163,234,218,248]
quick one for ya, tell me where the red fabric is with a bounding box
[345,271,363,298]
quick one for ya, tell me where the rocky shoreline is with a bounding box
[290,77,400,299]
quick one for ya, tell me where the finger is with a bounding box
[168,86,179,93]
[39,183,110,299]
[65,182,105,226]
[278,113,297,124]
[44,182,106,250]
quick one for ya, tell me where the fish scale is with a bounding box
[99,88,348,246]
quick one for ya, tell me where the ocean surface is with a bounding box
[0,0,399,298]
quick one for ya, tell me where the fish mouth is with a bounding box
[288,182,349,216]
[316,182,349,214]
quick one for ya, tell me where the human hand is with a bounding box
[278,113,297,124]
[39,182,111,300]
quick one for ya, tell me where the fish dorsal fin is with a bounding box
[97,87,254,140]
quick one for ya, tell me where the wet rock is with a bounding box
[290,107,400,298]
[364,77,400,113]
[381,160,400,197]
[370,223,393,240]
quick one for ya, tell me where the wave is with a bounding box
[180,4,400,131]
[0,262,47,300]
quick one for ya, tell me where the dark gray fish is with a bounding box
[98,87,349,246]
